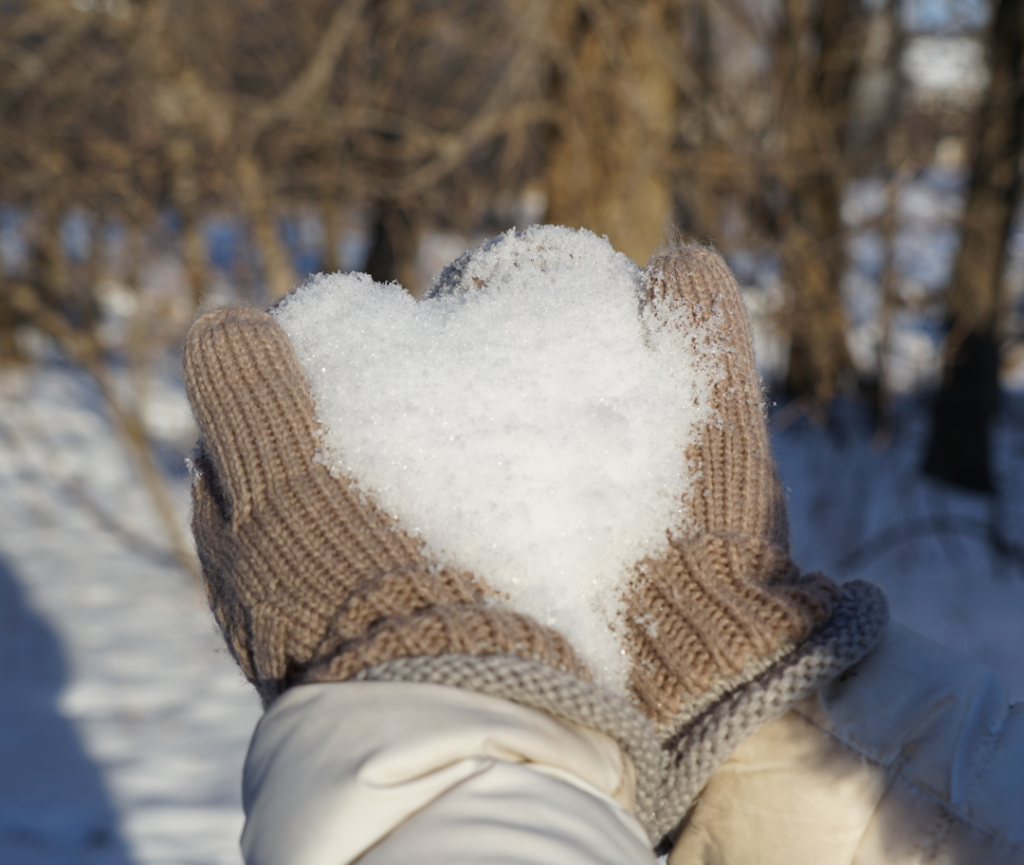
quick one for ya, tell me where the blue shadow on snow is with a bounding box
[0,555,135,865]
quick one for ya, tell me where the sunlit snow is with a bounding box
[273,226,717,690]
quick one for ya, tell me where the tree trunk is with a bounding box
[543,2,676,266]
[235,153,298,301]
[924,0,1024,491]
[169,137,209,310]
[363,204,421,294]
[923,329,1000,491]
[777,0,866,404]
[0,288,26,366]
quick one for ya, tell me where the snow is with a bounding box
[0,231,1021,864]
[272,226,717,691]
[902,37,989,105]
[0,368,261,865]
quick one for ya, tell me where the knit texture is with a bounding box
[417,238,888,842]
[342,654,666,835]
[183,241,889,848]
[622,245,842,727]
[657,579,886,843]
[184,307,587,707]
[346,580,887,845]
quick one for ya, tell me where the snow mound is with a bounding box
[272,226,717,690]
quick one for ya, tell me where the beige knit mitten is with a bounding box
[184,307,586,708]
[184,236,886,845]
[614,245,887,822]
[623,245,843,725]
[427,236,887,835]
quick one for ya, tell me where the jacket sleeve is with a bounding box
[670,621,1024,865]
[240,681,656,865]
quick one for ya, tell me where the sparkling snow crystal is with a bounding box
[272,225,717,690]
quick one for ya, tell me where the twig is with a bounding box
[8,283,199,578]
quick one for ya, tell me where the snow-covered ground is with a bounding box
[0,366,260,865]
[0,347,1021,865]
[775,395,1024,702]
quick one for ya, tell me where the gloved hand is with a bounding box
[183,228,886,845]
[183,288,671,838]
[184,305,586,707]
[425,233,888,829]
[624,246,887,818]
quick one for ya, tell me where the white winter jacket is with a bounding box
[241,622,1023,865]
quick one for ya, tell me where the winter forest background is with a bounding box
[2,0,1023,862]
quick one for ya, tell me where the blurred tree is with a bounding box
[772,0,867,405]
[2,0,953,560]
[0,0,195,570]
[542,0,679,266]
[847,0,908,436]
[363,204,419,289]
[924,0,1024,492]
[664,0,868,407]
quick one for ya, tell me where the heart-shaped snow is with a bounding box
[272,226,715,690]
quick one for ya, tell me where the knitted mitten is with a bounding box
[430,237,888,836]
[185,238,886,845]
[184,308,586,708]
[625,244,849,722]
[185,304,674,838]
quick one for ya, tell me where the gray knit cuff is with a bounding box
[655,579,888,843]
[354,653,667,839]
[356,579,888,847]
